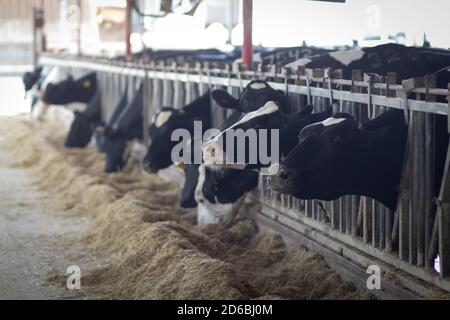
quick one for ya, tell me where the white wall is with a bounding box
[252,0,450,48]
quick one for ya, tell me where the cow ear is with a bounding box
[211,90,240,111]
[299,105,313,117]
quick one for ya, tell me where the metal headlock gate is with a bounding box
[40,55,450,298]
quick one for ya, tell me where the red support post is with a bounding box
[125,0,133,60]
[242,0,253,68]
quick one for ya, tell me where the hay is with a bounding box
[0,115,372,300]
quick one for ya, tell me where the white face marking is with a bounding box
[267,163,280,176]
[195,165,246,225]
[250,82,267,90]
[154,111,172,128]
[206,101,279,143]
[285,58,312,70]
[202,101,279,166]
[329,49,364,66]
[321,117,347,127]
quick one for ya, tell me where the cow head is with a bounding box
[142,92,212,173]
[104,137,128,173]
[194,164,258,225]
[269,110,407,210]
[143,107,194,173]
[65,91,103,148]
[22,66,43,92]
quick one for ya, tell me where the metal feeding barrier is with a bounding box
[40,55,450,295]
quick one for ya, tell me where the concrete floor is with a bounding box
[0,134,92,300]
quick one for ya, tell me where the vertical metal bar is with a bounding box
[409,110,418,265]
[372,200,379,247]
[351,196,359,237]
[125,0,133,59]
[417,110,426,267]
[438,86,450,277]
[242,0,253,68]
[142,67,150,146]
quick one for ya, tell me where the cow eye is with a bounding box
[333,136,343,144]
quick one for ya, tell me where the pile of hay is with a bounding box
[0,115,372,300]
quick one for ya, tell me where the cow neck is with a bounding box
[279,112,309,157]
[350,125,406,210]
[182,93,212,123]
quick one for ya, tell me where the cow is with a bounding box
[268,110,407,211]
[102,83,144,173]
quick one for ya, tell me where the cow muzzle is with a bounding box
[268,165,295,193]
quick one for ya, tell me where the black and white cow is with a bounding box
[268,110,407,211]
[269,96,449,213]
[102,83,144,173]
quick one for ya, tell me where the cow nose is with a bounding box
[210,147,215,157]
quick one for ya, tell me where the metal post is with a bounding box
[77,0,82,56]
[125,0,133,60]
[33,0,45,67]
[242,0,253,68]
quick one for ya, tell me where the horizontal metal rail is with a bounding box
[40,56,449,116]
